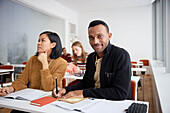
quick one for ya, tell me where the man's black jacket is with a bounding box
[65,42,131,100]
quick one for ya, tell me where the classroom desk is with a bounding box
[64,73,83,85]
[0,69,14,73]
[132,63,143,68]
[0,69,14,87]
[131,76,140,101]
[131,68,146,101]
[11,64,26,68]
[0,97,149,113]
[11,64,26,80]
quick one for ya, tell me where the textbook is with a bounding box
[30,96,56,107]
[4,88,51,101]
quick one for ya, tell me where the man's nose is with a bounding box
[94,38,99,44]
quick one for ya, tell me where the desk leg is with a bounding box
[143,74,144,101]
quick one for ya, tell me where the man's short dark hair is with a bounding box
[62,47,66,51]
[88,20,109,33]
[36,31,62,59]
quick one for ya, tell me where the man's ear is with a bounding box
[51,42,56,48]
[108,33,112,40]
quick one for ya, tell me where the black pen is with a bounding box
[5,90,8,94]
[56,78,58,94]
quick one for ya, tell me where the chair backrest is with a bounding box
[131,80,136,100]
[68,79,80,86]
[62,78,66,87]
[0,65,13,69]
[21,61,27,70]
[139,59,149,66]
[131,61,137,68]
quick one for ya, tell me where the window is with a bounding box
[152,0,170,72]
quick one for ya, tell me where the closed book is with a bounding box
[30,96,56,107]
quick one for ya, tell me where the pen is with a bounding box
[56,78,58,94]
[74,109,82,112]
[5,90,8,94]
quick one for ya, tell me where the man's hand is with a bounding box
[52,87,66,98]
[0,86,14,96]
[62,90,83,99]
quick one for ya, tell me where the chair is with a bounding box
[68,79,80,86]
[139,59,150,78]
[131,61,137,76]
[131,80,136,100]
[0,65,14,87]
[62,78,66,87]
[15,61,27,80]
[139,59,149,66]
[21,61,27,70]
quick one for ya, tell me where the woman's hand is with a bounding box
[38,51,48,69]
[74,66,81,74]
[0,86,15,96]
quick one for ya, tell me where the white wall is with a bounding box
[77,6,152,61]
[13,0,78,54]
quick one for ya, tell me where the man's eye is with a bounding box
[97,35,102,38]
[89,36,94,40]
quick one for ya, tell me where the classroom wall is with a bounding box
[0,0,65,64]
[77,5,152,61]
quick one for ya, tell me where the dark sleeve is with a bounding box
[65,54,93,93]
[83,49,131,100]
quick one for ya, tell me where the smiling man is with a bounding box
[53,20,131,100]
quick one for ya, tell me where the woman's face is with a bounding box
[72,46,82,57]
[37,34,53,54]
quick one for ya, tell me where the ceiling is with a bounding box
[55,0,151,13]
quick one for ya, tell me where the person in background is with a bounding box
[0,31,67,96]
[52,20,131,100]
[61,47,71,62]
[69,41,88,75]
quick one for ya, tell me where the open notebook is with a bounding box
[53,98,103,112]
[4,88,51,101]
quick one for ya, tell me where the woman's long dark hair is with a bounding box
[36,31,62,59]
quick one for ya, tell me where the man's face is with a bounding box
[63,48,67,54]
[88,24,112,56]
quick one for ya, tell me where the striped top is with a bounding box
[71,55,88,73]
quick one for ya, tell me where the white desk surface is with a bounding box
[0,69,14,73]
[132,63,143,66]
[0,98,149,113]
[64,73,83,79]
[11,64,26,68]
[131,68,146,72]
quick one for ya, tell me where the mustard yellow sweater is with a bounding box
[11,56,67,91]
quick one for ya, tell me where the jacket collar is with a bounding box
[93,41,112,59]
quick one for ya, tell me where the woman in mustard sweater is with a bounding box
[0,31,67,96]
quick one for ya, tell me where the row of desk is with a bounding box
[0,94,149,113]
[0,64,148,113]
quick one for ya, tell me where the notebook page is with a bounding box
[4,88,51,101]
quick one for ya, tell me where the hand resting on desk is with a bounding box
[0,86,14,96]
[52,88,83,99]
